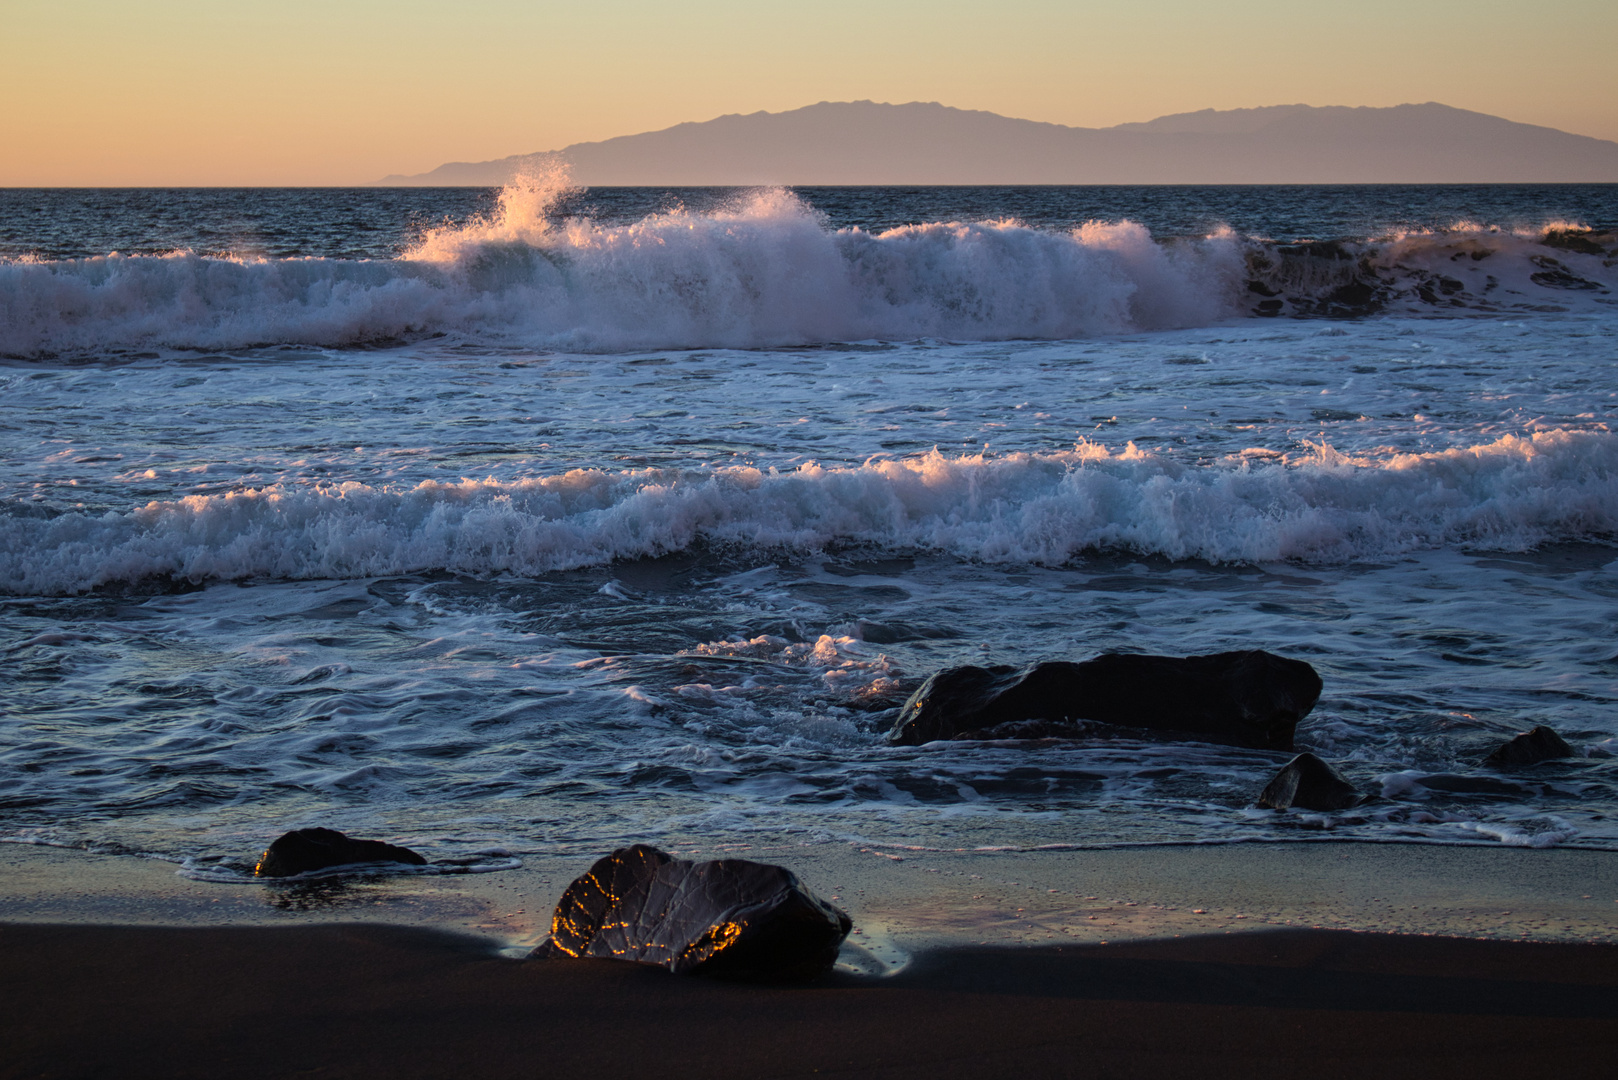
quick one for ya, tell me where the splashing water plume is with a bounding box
[406,162,577,261]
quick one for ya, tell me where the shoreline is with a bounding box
[4,836,1614,960]
[4,840,1618,1075]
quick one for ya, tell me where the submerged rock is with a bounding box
[887,650,1322,751]
[539,844,850,979]
[1482,726,1576,768]
[1403,773,1534,796]
[1256,752,1365,811]
[253,827,427,878]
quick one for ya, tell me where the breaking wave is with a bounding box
[4,430,1613,594]
[3,172,1612,357]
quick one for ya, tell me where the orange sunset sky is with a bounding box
[4,0,1616,186]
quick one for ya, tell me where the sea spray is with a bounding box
[15,173,1613,358]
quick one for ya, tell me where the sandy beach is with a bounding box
[4,840,1616,1077]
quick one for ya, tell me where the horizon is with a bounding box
[9,100,1618,190]
[4,1,1615,186]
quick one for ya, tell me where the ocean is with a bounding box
[1,179,1615,883]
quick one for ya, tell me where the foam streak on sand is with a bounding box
[2,430,1612,594]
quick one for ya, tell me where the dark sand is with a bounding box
[5,921,1618,1079]
[5,841,1618,1077]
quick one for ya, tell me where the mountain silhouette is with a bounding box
[375,100,1618,185]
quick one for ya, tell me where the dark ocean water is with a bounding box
[0,183,1615,878]
[3,184,1616,260]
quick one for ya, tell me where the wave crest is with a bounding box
[4,431,1613,595]
[0,171,1252,356]
[2,172,1613,356]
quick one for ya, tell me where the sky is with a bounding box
[3,0,1616,186]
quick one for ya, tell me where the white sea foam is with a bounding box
[677,634,903,700]
[0,174,1247,355]
[14,172,1610,357]
[3,430,1612,594]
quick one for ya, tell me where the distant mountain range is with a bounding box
[374,101,1618,186]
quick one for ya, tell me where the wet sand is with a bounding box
[3,841,1617,1077]
[4,839,1614,956]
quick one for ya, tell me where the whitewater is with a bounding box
[1,179,1615,877]
[3,175,1614,356]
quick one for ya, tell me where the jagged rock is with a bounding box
[1482,726,1576,768]
[253,827,426,878]
[539,845,850,979]
[886,650,1322,751]
[1256,752,1365,810]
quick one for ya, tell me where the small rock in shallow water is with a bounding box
[537,844,851,979]
[887,650,1322,751]
[253,827,426,877]
[1483,726,1576,768]
[1256,752,1366,811]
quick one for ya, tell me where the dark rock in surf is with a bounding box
[1482,725,1576,768]
[1256,752,1366,811]
[253,827,427,878]
[538,844,850,979]
[887,650,1322,751]
[1541,229,1607,256]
